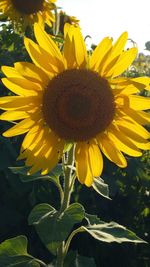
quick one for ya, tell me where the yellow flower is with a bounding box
[0,23,150,186]
[0,0,56,29]
[59,11,79,34]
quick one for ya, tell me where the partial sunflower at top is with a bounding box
[0,23,150,187]
[58,11,79,34]
[0,0,56,29]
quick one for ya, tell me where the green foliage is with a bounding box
[74,153,150,267]
[28,203,85,254]
[0,24,30,69]
[9,165,63,198]
[0,236,41,267]
[145,41,150,51]
[64,251,96,267]
[82,222,146,244]
[92,177,110,199]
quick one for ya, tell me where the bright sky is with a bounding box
[57,0,150,54]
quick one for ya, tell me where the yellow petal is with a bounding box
[25,147,42,166]
[88,139,103,177]
[115,94,130,109]
[3,118,36,137]
[2,77,40,96]
[75,140,103,187]
[27,146,56,175]
[100,32,128,75]
[117,125,150,150]
[64,24,77,69]
[64,23,70,38]
[111,77,149,91]
[90,37,112,71]
[122,108,150,125]
[127,138,150,150]
[34,23,64,69]
[131,77,150,90]
[111,32,128,57]
[137,110,150,124]
[24,37,59,75]
[107,124,142,157]
[110,77,130,86]
[41,145,64,175]
[0,96,40,110]
[0,110,29,120]
[97,133,127,168]
[14,62,49,86]
[27,132,64,175]
[1,66,22,78]
[121,85,140,95]
[73,26,87,68]
[64,23,87,69]
[116,119,150,139]
[129,95,150,110]
[105,48,138,78]
[19,139,45,161]
[21,125,44,152]
[75,142,93,186]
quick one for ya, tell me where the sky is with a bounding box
[57,0,150,54]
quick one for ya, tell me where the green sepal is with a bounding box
[92,177,110,199]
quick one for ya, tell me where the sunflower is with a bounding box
[0,23,150,186]
[0,0,56,28]
[59,11,80,34]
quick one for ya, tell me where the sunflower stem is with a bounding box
[56,146,75,267]
[60,145,75,212]
[56,242,65,267]
[64,227,85,258]
[35,258,47,267]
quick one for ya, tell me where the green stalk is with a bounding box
[35,258,47,267]
[64,227,85,257]
[56,146,75,267]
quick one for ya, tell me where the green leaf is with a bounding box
[28,203,56,225]
[64,250,77,267]
[28,203,85,253]
[0,235,27,256]
[0,256,40,267]
[9,166,36,178]
[9,165,63,193]
[92,177,110,199]
[46,241,61,256]
[80,221,147,243]
[66,203,85,222]
[64,251,96,267]
[8,43,14,52]
[0,236,41,267]
[9,164,62,182]
[85,213,101,225]
[75,254,96,267]
[141,207,150,217]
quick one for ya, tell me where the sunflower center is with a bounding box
[12,0,44,14]
[42,69,115,141]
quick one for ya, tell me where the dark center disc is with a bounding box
[12,0,44,14]
[42,69,115,141]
